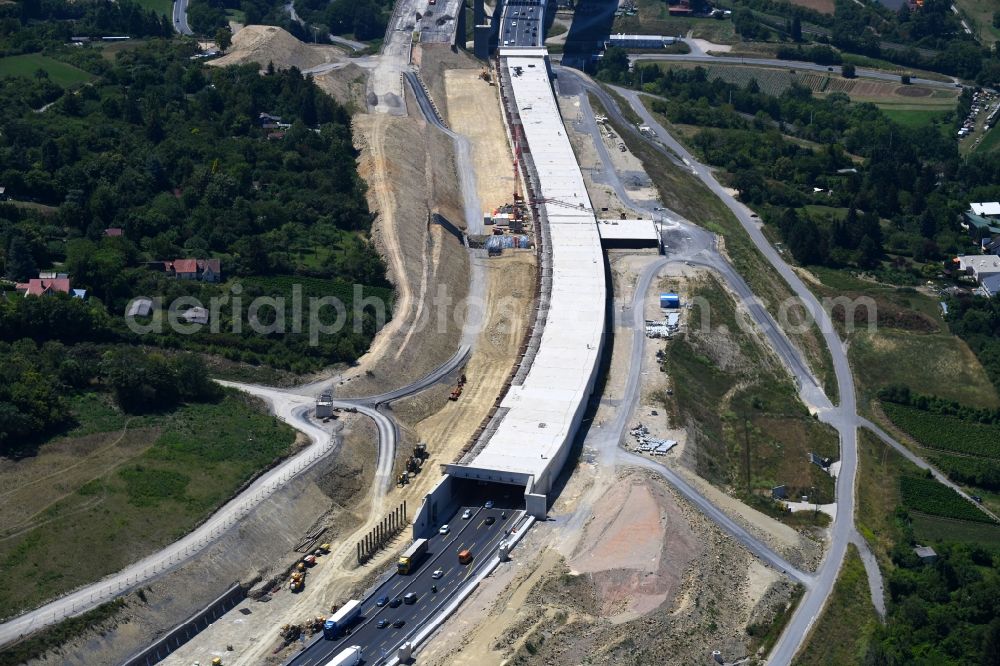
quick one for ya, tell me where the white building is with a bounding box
[604,33,677,49]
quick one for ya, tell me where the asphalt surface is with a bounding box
[554,66,878,663]
[172,0,192,36]
[499,0,544,48]
[288,504,523,665]
[628,52,960,89]
[604,82,863,666]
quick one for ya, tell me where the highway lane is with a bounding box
[172,0,192,36]
[289,504,522,665]
[628,52,960,89]
[499,0,544,48]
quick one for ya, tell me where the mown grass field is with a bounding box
[0,54,91,87]
[881,107,952,128]
[975,125,1000,154]
[0,391,296,619]
[793,544,876,666]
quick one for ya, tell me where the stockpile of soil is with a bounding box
[209,25,344,71]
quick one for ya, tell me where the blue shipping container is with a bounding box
[660,293,680,309]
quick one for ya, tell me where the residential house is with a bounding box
[962,211,1000,243]
[104,228,124,237]
[180,306,210,325]
[160,258,221,282]
[954,255,1000,283]
[981,274,1000,298]
[913,545,938,563]
[15,275,71,297]
[970,202,1000,218]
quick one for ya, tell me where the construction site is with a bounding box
[7,3,863,665]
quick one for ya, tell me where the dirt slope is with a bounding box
[208,25,344,71]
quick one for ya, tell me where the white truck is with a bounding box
[324,645,362,666]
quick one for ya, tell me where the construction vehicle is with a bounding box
[280,623,302,642]
[323,600,361,639]
[397,538,428,574]
[211,659,222,666]
[480,68,492,83]
[415,442,428,459]
[306,616,325,634]
[296,561,306,572]
[318,543,331,553]
[449,385,463,401]
[396,472,409,486]
[289,571,304,592]
[303,554,317,566]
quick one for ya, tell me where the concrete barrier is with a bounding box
[121,583,245,666]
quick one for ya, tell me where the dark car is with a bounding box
[484,516,496,525]
[389,597,402,608]
[377,619,390,628]
[376,595,389,607]
[393,619,406,628]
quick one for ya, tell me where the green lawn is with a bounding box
[0,54,91,88]
[881,107,952,128]
[614,0,737,43]
[793,544,877,666]
[974,125,1000,154]
[911,513,1000,547]
[0,392,296,619]
[135,0,173,16]
[954,0,1000,46]
[850,329,999,410]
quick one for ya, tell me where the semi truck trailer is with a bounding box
[323,600,361,639]
[397,538,428,574]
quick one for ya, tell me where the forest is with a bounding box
[597,57,1000,275]
[728,0,1000,86]
[0,33,390,449]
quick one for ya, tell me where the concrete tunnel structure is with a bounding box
[414,48,607,536]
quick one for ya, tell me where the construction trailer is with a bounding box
[660,293,681,309]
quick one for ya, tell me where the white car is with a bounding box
[462,509,472,519]
[439,524,450,535]
[484,500,494,509]
[432,568,444,579]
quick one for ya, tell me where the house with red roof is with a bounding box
[159,258,222,282]
[15,276,72,297]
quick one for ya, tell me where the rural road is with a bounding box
[627,52,959,89]
[171,0,192,36]
[557,66,872,663]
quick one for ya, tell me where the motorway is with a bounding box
[172,0,192,36]
[499,0,544,48]
[288,503,523,665]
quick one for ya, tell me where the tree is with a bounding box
[215,26,232,51]
[791,15,802,42]
[5,237,36,281]
[901,73,911,84]
[842,63,856,78]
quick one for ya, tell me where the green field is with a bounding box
[882,402,1000,458]
[0,392,296,618]
[849,328,999,410]
[975,125,1000,154]
[954,0,1000,46]
[911,513,1000,547]
[793,544,876,666]
[135,0,173,16]
[881,107,952,128]
[900,475,996,523]
[0,54,91,88]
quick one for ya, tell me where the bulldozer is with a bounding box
[280,623,302,642]
[415,442,428,459]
